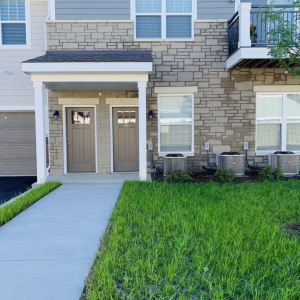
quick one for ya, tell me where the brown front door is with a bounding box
[113,107,139,172]
[67,107,95,173]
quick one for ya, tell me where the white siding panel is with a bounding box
[0,1,47,108]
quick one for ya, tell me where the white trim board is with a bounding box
[254,86,300,92]
[30,73,149,83]
[49,0,55,20]
[226,47,271,69]
[109,104,139,174]
[0,106,35,111]
[62,105,98,175]
[58,98,99,105]
[23,62,153,74]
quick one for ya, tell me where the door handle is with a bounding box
[136,142,139,144]
[68,138,72,145]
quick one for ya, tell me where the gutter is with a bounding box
[44,0,51,51]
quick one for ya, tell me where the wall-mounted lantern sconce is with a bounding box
[5,69,13,76]
[148,110,153,119]
[53,110,59,120]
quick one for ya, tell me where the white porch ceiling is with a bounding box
[45,81,138,91]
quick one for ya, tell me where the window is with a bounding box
[256,93,300,151]
[135,0,194,39]
[72,111,91,125]
[0,0,28,46]
[158,95,194,154]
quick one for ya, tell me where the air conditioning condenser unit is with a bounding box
[271,151,299,175]
[163,154,187,176]
[217,152,245,176]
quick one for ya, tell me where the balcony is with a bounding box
[227,3,297,69]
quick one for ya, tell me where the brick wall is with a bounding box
[46,20,300,173]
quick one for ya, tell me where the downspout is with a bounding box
[44,0,51,51]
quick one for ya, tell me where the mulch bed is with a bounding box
[151,171,300,183]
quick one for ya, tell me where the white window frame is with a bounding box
[158,94,194,156]
[255,92,300,154]
[0,0,31,49]
[131,0,197,41]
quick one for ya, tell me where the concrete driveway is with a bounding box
[0,176,37,204]
[0,183,122,300]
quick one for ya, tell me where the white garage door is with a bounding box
[0,112,37,175]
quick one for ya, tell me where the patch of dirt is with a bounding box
[284,223,300,234]
[151,171,300,183]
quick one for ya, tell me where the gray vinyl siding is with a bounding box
[197,0,235,20]
[241,0,267,5]
[55,0,130,20]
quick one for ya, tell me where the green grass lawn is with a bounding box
[82,181,300,300]
[0,181,61,227]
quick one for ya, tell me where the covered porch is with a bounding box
[22,51,153,183]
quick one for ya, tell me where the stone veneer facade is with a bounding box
[46,20,300,174]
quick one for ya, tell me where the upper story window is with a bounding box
[0,0,28,47]
[135,0,194,39]
[256,93,300,152]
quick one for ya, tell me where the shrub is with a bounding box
[259,165,274,182]
[273,167,284,181]
[259,165,284,182]
[214,168,235,183]
[165,170,192,184]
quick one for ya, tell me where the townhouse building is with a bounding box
[1,0,299,183]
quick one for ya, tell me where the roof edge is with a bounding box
[45,50,152,55]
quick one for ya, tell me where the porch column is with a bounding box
[33,81,48,184]
[238,3,251,48]
[138,81,147,180]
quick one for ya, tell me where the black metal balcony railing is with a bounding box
[228,11,239,57]
[228,6,299,57]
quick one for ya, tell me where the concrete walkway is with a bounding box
[0,183,122,300]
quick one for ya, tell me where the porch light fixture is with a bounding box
[5,69,12,75]
[53,110,59,120]
[148,110,153,119]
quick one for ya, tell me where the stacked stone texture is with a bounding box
[47,21,300,174]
